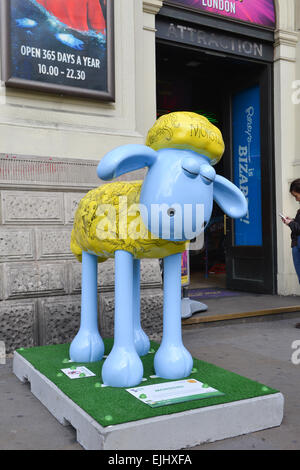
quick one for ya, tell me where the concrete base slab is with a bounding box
[13,351,284,450]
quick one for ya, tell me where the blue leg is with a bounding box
[154,253,193,379]
[133,259,150,356]
[101,250,143,387]
[69,251,104,362]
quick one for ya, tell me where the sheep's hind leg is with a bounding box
[154,253,193,379]
[133,259,150,356]
[69,251,104,362]
[101,250,143,387]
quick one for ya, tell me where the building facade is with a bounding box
[0,0,299,352]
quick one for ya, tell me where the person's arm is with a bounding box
[287,217,300,235]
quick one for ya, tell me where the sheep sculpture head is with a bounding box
[97,112,246,242]
[70,112,248,388]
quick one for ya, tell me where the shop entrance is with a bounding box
[156,41,276,294]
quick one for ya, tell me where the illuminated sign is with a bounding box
[167,0,276,29]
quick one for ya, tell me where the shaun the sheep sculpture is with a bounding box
[70,112,247,388]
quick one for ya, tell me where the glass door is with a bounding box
[223,64,276,293]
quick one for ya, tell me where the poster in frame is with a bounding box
[1,0,115,101]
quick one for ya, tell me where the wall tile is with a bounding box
[1,191,64,224]
[38,296,81,346]
[36,228,73,260]
[4,262,68,299]
[0,301,37,353]
[0,228,35,261]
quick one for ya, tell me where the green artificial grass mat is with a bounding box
[16,340,279,428]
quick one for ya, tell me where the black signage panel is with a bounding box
[156,17,274,62]
[1,0,115,101]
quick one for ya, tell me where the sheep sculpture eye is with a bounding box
[201,175,213,184]
[199,165,216,185]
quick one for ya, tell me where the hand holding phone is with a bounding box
[279,213,293,225]
[279,213,286,221]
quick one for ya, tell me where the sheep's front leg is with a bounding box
[154,253,193,379]
[69,251,104,362]
[101,250,143,387]
[133,259,150,356]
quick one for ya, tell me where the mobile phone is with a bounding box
[279,213,286,221]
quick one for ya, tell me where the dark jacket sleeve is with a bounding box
[289,210,300,235]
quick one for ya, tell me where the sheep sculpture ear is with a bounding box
[213,174,248,219]
[97,144,158,181]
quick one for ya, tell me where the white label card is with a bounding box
[61,366,96,379]
[126,379,224,407]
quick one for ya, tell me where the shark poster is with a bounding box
[1,0,115,100]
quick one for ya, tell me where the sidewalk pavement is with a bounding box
[184,291,300,323]
[0,294,300,450]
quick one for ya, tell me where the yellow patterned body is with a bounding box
[71,181,187,262]
[146,111,224,165]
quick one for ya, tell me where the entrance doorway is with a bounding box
[156,41,276,294]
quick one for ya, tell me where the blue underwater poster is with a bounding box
[5,0,114,99]
[233,85,263,246]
